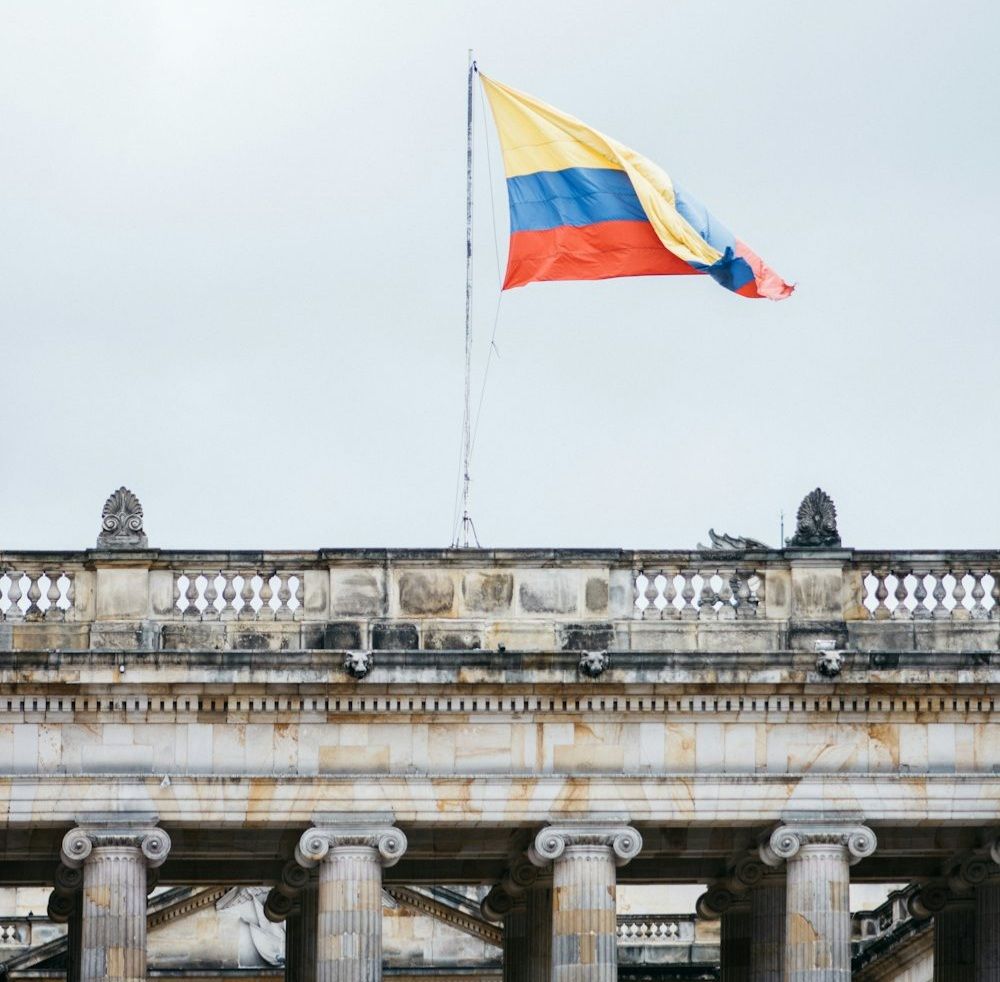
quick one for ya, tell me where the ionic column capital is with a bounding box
[528,822,642,868]
[294,823,407,869]
[481,855,540,922]
[60,825,171,869]
[760,821,876,868]
[696,852,771,920]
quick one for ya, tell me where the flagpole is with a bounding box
[459,50,477,548]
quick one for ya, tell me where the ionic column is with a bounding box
[283,871,319,982]
[696,856,769,982]
[761,821,876,982]
[749,873,785,982]
[979,843,1000,980]
[483,859,552,982]
[295,822,408,982]
[529,822,642,982]
[60,824,171,982]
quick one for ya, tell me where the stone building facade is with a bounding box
[0,487,998,980]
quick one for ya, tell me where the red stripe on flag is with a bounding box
[504,220,699,290]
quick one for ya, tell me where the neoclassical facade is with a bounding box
[0,487,997,981]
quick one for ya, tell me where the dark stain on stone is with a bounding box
[372,623,419,650]
[559,623,615,651]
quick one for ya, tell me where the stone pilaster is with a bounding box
[761,821,875,982]
[295,822,407,982]
[529,823,642,982]
[60,825,171,982]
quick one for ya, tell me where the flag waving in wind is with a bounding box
[480,74,793,300]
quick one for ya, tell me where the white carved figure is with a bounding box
[216,887,285,967]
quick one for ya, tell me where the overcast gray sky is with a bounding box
[2,1,998,551]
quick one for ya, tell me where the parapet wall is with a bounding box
[1,547,997,654]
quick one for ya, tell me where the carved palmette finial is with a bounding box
[97,486,148,549]
[787,487,841,548]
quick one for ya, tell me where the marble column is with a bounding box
[979,843,1000,980]
[60,824,171,982]
[720,898,752,982]
[749,874,786,982]
[482,859,552,982]
[911,879,976,981]
[285,872,319,982]
[295,822,407,982]
[761,821,876,982]
[529,822,642,982]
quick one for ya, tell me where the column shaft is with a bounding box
[551,846,618,982]
[525,883,553,982]
[749,878,785,982]
[318,846,383,982]
[504,901,528,982]
[80,847,147,982]
[785,844,851,982]
[976,880,1000,981]
[936,900,975,981]
[720,900,752,982]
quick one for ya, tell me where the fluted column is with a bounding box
[749,874,785,982]
[761,822,875,982]
[60,825,171,982]
[295,823,407,982]
[979,843,1000,980]
[482,858,552,982]
[696,855,777,982]
[529,822,642,982]
[284,872,319,982]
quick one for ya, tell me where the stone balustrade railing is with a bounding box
[616,913,693,944]
[0,917,36,946]
[0,549,997,652]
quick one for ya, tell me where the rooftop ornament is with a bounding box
[96,487,148,549]
[787,488,841,548]
[697,529,771,551]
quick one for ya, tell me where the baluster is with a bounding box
[221,573,238,621]
[662,569,678,618]
[680,570,698,619]
[293,574,303,615]
[64,572,75,617]
[173,574,182,615]
[970,570,987,620]
[752,571,765,615]
[184,573,201,619]
[991,571,1000,620]
[631,569,642,616]
[276,574,293,621]
[258,573,275,621]
[873,570,891,620]
[643,570,660,619]
[698,570,718,620]
[239,572,257,620]
[716,568,735,620]
[45,572,63,620]
[891,570,911,620]
[733,570,751,618]
[6,573,23,621]
[912,569,930,619]
[25,574,42,619]
[951,569,969,620]
[203,573,220,621]
[932,569,949,619]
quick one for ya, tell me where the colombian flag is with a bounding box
[480,74,793,300]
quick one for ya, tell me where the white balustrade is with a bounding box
[0,570,75,621]
[173,571,304,620]
[862,568,998,620]
[633,568,763,619]
[616,915,688,944]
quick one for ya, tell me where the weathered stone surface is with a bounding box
[559,623,615,652]
[584,577,609,613]
[330,570,383,617]
[398,572,455,616]
[371,622,418,650]
[422,627,482,650]
[462,573,514,613]
[518,573,577,615]
[322,622,364,651]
